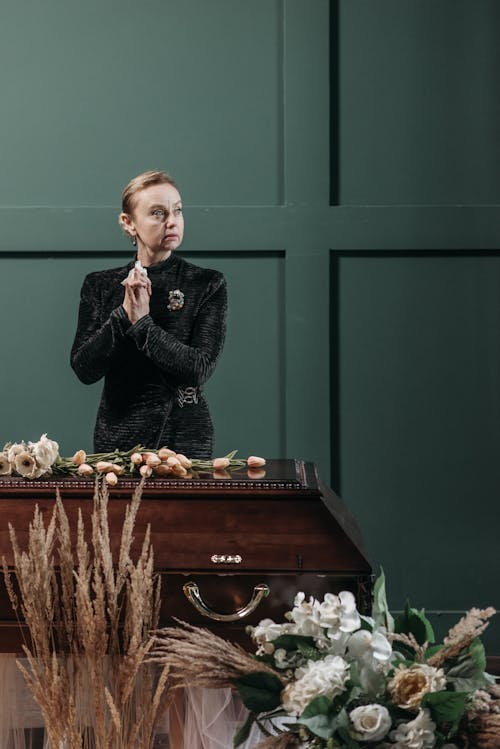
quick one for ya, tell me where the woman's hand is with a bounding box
[122,267,152,324]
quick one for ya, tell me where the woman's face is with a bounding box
[122,182,184,259]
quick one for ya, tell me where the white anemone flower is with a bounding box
[347,628,393,696]
[389,709,436,749]
[288,592,324,639]
[251,618,291,654]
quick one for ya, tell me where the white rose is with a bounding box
[389,709,436,749]
[282,655,349,716]
[30,434,59,471]
[348,704,392,742]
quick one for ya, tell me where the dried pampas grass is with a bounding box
[427,607,496,668]
[2,479,169,749]
[150,620,277,689]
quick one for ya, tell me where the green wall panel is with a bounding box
[0,252,285,459]
[0,0,283,207]
[337,0,500,205]
[334,252,500,647]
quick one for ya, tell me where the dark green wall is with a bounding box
[0,1,499,648]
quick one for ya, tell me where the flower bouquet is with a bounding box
[150,572,499,749]
[0,433,266,484]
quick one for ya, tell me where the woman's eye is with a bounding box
[174,207,183,215]
[152,209,165,219]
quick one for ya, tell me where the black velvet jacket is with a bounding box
[70,253,227,457]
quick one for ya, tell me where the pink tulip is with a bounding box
[77,463,94,476]
[71,449,87,466]
[247,456,266,468]
[96,461,113,473]
[171,463,188,477]
[158,447,177,460]
[105,472,118,486]
[247,468,266,480]
[154,464,172,476]
[213,457,230,470]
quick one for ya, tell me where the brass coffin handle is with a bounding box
[182,581,270,622]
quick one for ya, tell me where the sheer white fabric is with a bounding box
[183,687,265,749]
[0,656,267,749]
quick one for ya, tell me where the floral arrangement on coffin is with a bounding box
[149,573,500,749]
[0,433,266,485]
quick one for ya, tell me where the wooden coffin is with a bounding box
[0,459,372,651]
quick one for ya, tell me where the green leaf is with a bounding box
[446,638,490,691]
[394,601,434,646]
[296,640,322,661]
[372,568,395,632]
[426,645,443,659]
[233,672,283,713]
[301,695,333,719]
[233,712,256,748]
[468,637,486,672]
[299,696,337,739]
[421,690,468,724]
[272,634,316,651]
[254,653,275,666]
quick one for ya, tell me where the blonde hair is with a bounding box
[121,170,178,214]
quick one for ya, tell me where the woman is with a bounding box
[71,170,227,458]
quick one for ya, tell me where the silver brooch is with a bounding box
[167,289,184,311]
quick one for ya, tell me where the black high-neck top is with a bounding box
[70,253,227,457]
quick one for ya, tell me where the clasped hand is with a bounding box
[123,267,152,324]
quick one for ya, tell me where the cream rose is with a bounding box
[388,663,446,710]
[282,655,349,716]
[389,708,436,749]
[348,704,392,742]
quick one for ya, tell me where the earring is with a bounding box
[130,235,137,246]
